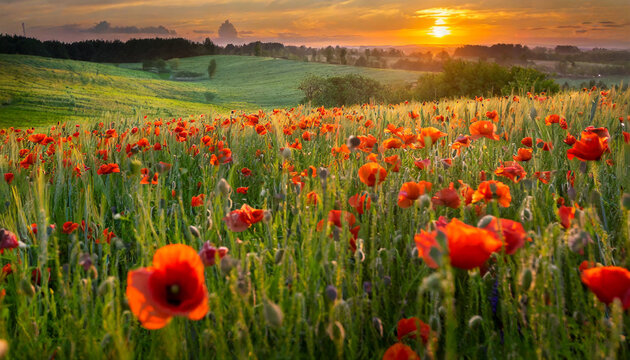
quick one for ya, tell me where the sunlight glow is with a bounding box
[429,26,451,38]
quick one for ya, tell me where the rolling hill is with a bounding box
[0,54,423,126]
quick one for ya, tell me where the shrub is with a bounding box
[298,74,385,107]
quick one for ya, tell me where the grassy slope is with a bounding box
[0,54,423,126]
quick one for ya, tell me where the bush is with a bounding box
[298,74,385,107]
[208,59,217,78]
[204,92,217,102]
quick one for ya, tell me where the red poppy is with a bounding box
[126,244,208,329]
[0,228,19,253]
[431,182,460,209]
[521,137,533,148]
[97,163,120,175]
[241,168,252,176]
[348,193,371,215]
[236,187,248,194]
[316,210,360,250]
[558,205,575,229]
[472,180,511,208]
[482,218,527,255]
[62,222,79,234]
[191,194,205,207]
[223,204,264,232]
[397,317,431,343]
[536,139,553,151]
[494,162,526,183]
[3,173,13,184]
[544,114,563,125]
[306,191,319,205]
[414,230,441,268]
[382,343,420,360]
[567,131,609,161]
[398,181,432,208]
[358,162,387,187]
[198,242,229,266]
[581,266,630,309]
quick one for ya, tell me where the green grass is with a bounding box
[0,54,423,127]
[0,89,628,359]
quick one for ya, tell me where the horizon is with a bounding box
[1,1,629,49]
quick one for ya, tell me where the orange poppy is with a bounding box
[62,221,79,234]
[521,137,533,148]
[306,191,319,205]
[381,138,403,150]
[383,343,420,360]
[581,266,630,309]
[482,218,527,255]
[469,120,500,140]
[414,230,441,268]
[513,148,533,162]
[398,181,432,208]
[97,163,120,175]
[126,244,208,329]
[358,162,387,187]
[443,218,502,270]
[494,162,526,183]
[472,180,511,207]
[567,131,609,161]
[558,205,575,229]
[191,194,205,207]
[348,193,371,215]
[418,127,447,147]
[223,204,264,232]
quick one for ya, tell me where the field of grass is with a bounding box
[0,87,628,358]
[0,54,423,127]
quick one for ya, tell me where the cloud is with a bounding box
[193,29,215,34]
[84,20,176,34]
[557,25,581,29]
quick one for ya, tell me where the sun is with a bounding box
[430,25,451,38]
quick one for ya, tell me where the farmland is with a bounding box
[0,86,628,358]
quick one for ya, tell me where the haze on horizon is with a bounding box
[1,0,629,49]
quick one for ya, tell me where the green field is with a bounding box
[0,54,423,126]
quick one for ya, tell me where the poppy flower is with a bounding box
[418,127,447,147]
[236,187,248,194]
[513,148,533,162]
[472,180,511,208]
[567,132,609,161]
[431,182,460,209]
[536,139,553,151]
[140,173,159,185]
[306,191,319,205]
[198,242,229,266]
[397,317,431,343]
[494,162,526,183]
[443,218,502,270]
[62,222,79,234]
[581,266,630,309]
[0,228,19,253]
[223,204,264,232]
[482,218,527,254]
[3,173,13,184]
[414,230,441,268]
[19,153,36,169]
[544,114,563,125]
[381,138,403,150]
[469,120,500,140]
[241,168,252,176]
[97,163,120,175]
[358,162,387,187]
[316,210,360,250]
[191,194,205,207]
[383,343,420,360]
[398,181,432,208]
[521,137,533,148]
[348,193,371,215]
[126,244,208,329]
[558,205,575,229]
[414,158,431,170]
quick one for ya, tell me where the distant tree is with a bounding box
[354,55,368,67]
[208,59,217,78]
[254,42,262,57]
[325,46,334,63]
[203,38,217,55]
[168,58,180,70]
[338,48,347,65]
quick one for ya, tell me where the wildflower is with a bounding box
[567,131,609,161]
[431,182,460,209]
[198,242,229,266]
[223,204,264,232]
[494,162,526,183]
[348,193,371,215]
[398,181,432,208]
[397,317,430,343]
[581,266,630,309]
[472,180,511,207]
[3,173,13,184]
[358,162,387,187]
[236,187,248,194]
[558,205,576,229]
[97,163,120,175]
[0,229,19,253]
[482,218,527,254]
[443,218,502,270]
[126,244,208,329]
[469,120,500,140]
[383,343,420,360]
[191,194,205,207]
[62,222,79,234]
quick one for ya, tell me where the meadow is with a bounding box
[0,84,628,359]
[0,54,422,127]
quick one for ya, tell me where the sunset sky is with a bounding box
[1,0,629,48]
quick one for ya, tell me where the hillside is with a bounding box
[0,54,423,126]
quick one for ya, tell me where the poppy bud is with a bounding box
[100,333,113,351]
[325,285,338,301]
[372,317,384,338]
[468,315,483,329]
[220,255,239,274]
[189,225,200,238]
[347,135,361,149]
[418,194,431,210]
[429,314,441,333]
[217,178,231,195]
[420,273,442,293]
[363,281,372,294]
[521,208,533,223]
[280,147,292,159]
[520,268,533,292]
[263,299,284,328]
[263,210,273,223]
[97,276,116,296]
[477,215,495,228]
[79,253,93,271]
[274,249,284,264]
[20,277,35,297]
